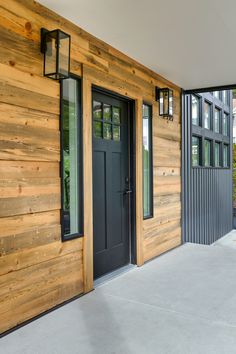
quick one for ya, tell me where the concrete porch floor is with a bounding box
[2,233,236,354]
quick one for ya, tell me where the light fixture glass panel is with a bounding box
[58,31,70,78]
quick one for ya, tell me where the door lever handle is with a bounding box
[123,189,132,195]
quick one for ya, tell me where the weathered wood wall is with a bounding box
[0,0,181,333]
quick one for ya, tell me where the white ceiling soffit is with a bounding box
[39,0,236,90]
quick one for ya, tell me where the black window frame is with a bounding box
[204,138,213,167]
[192,135,202,167]
[191,91,231,170]
[203,100,212,130]
[60,75,84,241]
[223,144,230,168]
[214,141,221,168]
[142,102,154,220]
[213,106,221,134]
[191,94,201,126]
[223,112,229,136]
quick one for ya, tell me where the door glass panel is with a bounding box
[93,101,102,120]
[104,123,112,139]
[204,102,211,129]
[104,103,112,121]
[113,107,121,124]
[113,125,120,141]
[192,95,200,126]
[94,121,102,138]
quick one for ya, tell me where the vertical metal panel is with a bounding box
[186,168,232,244]
[182,92,233,245]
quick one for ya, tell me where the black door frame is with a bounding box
[92,85,136,268]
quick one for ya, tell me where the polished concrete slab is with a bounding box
[1,242,236,354]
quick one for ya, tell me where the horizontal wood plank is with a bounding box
[0,161,59,179]
[0,210,59,237]
[0,193,60,218]
[0,251,83,333]
[0,238,83,275]
[0,0,182,334]
[0,102,59,130]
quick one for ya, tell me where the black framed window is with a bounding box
[214,107,220,133]
[223,112,228,136]
[204,101,211,129]
[191,95,200,126]
[192,136,201,167]
[223,144,229,167]
[61,77,83,240]
[204,139,212,167]
[213,91,220,99]
[222,90,228,105]
[214,142,221,167]
[191,90,231,170]
[142,103,153,219]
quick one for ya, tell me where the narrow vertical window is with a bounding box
[223,113,228,136]
[204,139,212,167]
[222,90,228,105]
[143,103,153,219]
[61,78,83,240]
[223,144,229,167]
[214,108,220,133]
[213,91,220,99]
[192,136,200,167]
[191,95,200,126]
[214,142,220,167]
[204,101,211,129]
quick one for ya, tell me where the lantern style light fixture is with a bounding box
[156,87,174,120]
[40,28,71,80]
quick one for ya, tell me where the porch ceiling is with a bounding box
[39,0,236,90]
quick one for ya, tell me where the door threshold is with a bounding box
[94,264,136,288]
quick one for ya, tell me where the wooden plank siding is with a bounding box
[0,0,181,333]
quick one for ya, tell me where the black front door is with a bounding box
[92,90,130,279]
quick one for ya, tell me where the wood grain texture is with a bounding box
[82,74,93,293]
[143,102,182,261]
[0,251,83,333]
[0,0,181,333]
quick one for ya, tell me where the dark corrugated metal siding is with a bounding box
[188,168,232,244]
[182,93,233,245]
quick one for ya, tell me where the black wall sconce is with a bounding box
[40,28,71,80]
[156,87,174,120]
